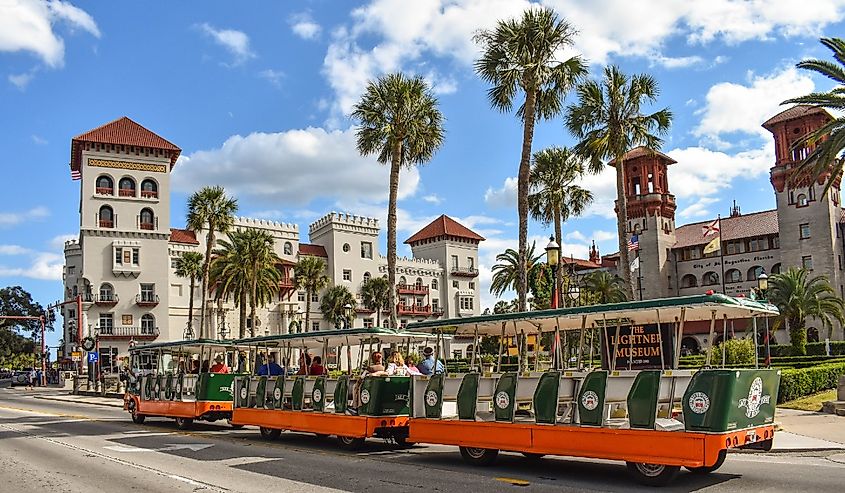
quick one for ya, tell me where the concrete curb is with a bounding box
[730,447,845,454]
[34,395,124,409]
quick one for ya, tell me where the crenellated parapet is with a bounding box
[309,211,380,240]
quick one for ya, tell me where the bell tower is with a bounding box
[615,147,677,300]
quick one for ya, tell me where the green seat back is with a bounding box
[271,376,285,409]
[457,373,480,420]
[312,377,326,412]
[291,376,305,410]
[577,370,607,426]
[334,375,349,413]
[534,371,561,424]
[154,375,163,400]
[423,374,444,418]
[255,376,267,408]
[174,374,184,400]
[144,376,153,400]
[236,376,251,408]
[165,373,174,400]
[627,370,661,429]
[493,372,518,422]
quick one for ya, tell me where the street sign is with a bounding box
[87,352,99,364]
[82,336,96,351]
[71,351,81,362]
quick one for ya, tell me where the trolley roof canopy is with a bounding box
[130,338,247,354]
[235,327,443,350]
[406,294,779,336]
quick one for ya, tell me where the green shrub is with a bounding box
[778,362,845,403]
[708,338,756,366]
[769,341,845,357]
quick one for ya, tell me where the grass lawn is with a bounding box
[780,389,837,412]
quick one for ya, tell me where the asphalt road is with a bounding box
[1,388,844,492]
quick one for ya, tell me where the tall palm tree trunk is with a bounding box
[199,230,215,339]
[250,261,258,337]
[238,291,247,339]
[187,276,196,337]
[387,141,402,328]
[554,205,563,308]
[305,288,312,333]
[517,90,538,312]
[614,155,634,298]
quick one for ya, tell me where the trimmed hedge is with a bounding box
[777,362,845,403]
[768,341,845,357]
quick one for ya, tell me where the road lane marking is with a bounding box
[104,443,214,453]
[495,477,530,486]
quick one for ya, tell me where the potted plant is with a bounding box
[480,354,495,374]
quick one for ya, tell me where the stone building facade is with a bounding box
[61,117,483,370]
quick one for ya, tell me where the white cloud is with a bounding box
[484,176,518,209]
[693,67,815,145]
[49,233,76,249]
[0,245,31,255]
[678,197,720,219]
[668,144,773,201]
[8,71,35,89]
[197,23,255,64]
[0,0,100,67]
[650,54,704,69]
[172,127,421,206]
[258,69,284,87]
[31,134,48,145]
[0,206,49,227]
[290,12,322,40]
[422,194,442,204]
[0,252,63,281]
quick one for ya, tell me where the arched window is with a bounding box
[283,241,292,255]
[141,314,155,335]
[747,265,764,281]
[119,177,136,197]
[140,179,158,199]
[96,176,113,195]
[726,269,742,283]
[399,276,406,286]
[431,279,438,290]
[797,193,808,207]
[415,277,423,289]
[363,272,371,282]
[99,283,114,301]
[139,208,155,230]
[702,271,720,286]
[807,327,820,343]
[681,274,697,288]
[771,263,781,274]
[98,205,114,228]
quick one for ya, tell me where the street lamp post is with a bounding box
[343,303,353,329]
[757,269,770,367]
[545,236,561,309]
[296,307,303,333]
[567,283,581,308]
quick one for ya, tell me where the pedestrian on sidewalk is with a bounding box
[27,369,36,390]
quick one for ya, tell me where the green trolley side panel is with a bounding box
[235,376,251,408]
[424,374,444,419]
[683,368,781,433]
[493,372,517,423]
[291,376,305,410]
[361,377,410,416]
[534,371,561,425]
[255,376,267,408]
[627,370,661,429]
[196,373,239,402]
[334,376,348,414]
[578,370,607,426]
[457,373,480,420]
[312,377,326,412]
[271,376,285,409]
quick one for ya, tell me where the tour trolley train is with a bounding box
[404,293,781,486]
[124,338,249,429]
[229,327,441,449]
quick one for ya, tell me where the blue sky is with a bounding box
[2,0,845,352]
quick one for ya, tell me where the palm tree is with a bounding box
[210,235,250,338]
[187,186,238,338]
[360,277,391,327]
[582,271,627,305]
[490,242,543,297]
[767,267,845,355]
[475,7,586,312]
[320,286,357,329]
[783,38,845,193]
[529,146,593,306]
[294,256,330,333]
[174,251,204,338]
[240,229,281,337]
[565,66,673,299]
[352,73,445,329]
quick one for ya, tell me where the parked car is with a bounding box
[10,371,29,386]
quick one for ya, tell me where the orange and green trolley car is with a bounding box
[404,294,781,486]
[229,328,439,449]
[124,339,248,429]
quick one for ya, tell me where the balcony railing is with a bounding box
[135,294,160,307]
[140,190,158,199]
[397,303,432,316]
[451,267,479,277]
[432,307,444,316]
[119,188,136,197]
[98,326,159,338]
[138,216,158,231]
[93,294,119,306]
[96,187,113,195]
[397,283,429,295]
[99,219,114,228]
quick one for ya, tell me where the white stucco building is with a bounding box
[61,117,483,371]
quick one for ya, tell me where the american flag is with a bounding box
[627,234,639,251]
[70,167,81,181]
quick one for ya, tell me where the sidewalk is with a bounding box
[769,408,845,452]
[32,390,124,409]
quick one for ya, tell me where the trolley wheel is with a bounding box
[315,433,330,439]
[259,427,282,440]
[174,417,193,430]
[686,449,727,474]
[394,435,415,448]
[521,452,545,460]
[130,409,146,424]
[227,419,244,430]
[626,462,680,486]
[337,436,365,450]
[459,446,499,466]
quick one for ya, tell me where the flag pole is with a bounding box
[717,215,725,294]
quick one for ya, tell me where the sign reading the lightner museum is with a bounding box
[601,323,675,370]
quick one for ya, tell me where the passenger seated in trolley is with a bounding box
[351,351,386,412]
[210,354,229,373]
[384,351,408,376]
[418,347,444,375]
[190,359,200,374]
[296,352,312,375]
[309,356,326,376]
[405,353,422,375]
[257,353,285,376]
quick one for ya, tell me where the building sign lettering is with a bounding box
[601,323,675,370]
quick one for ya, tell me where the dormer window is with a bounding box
[96,176,113,195]
[140,179,158,199]
[119,177,136,197]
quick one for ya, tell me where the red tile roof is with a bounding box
[673,209,779,249]
[405,215,485,245]
[762,105,831,130]
[70,116,181,171]
[169,228,199,245]
[609,146,677,166]
[299,243,328,257]
[561,257,602,270]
